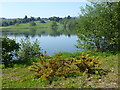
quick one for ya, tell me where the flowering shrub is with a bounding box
[28,52,105,82]
[75,52,103,75]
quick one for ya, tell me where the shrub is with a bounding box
[29,21,36,26]
[17,38,41,61]
[50,21,58,30]
[75,52,104,75]
[28,54,80,82]
[15,23,19,26]
[28,52,105,83]
[40,20,46,23]
[1,37,20,67]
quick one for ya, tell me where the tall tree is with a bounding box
[37,17,41,21]
[76,2,119,51]
[24,15,28,19]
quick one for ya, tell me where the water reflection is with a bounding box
[2,28,76,37]
[1,28,83,56]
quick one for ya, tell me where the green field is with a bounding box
[2,51,118,88]
[1,21,77,36]
[1,21,63,34]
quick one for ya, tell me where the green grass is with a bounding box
[1,21,50,29]
[1,21,64,36]
[0,21,63,29]
[2,51,119,88]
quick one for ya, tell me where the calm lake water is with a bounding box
[2,31,82,56]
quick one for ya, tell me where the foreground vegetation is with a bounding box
[1,2,119,88]
[2,51,118,88]
[1,36,118,88]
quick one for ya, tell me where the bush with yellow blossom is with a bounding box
[28,52,105,82]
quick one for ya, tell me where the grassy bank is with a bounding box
[2,51,119,88]
[1,21,66,37]
[1,21,63,34]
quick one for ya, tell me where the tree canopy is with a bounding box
[76,2,119,51]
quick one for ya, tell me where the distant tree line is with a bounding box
[0,15,41,27]
[0,15,76,27]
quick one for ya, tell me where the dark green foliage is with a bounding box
[49,16,62,22]
[15,23,19,26]
[76,2,119,51]
[1,16,41,27]
[40,20,46,23]
[37,17,41,21]
[60,18,78,32]
[24,15,28,19]
[30,17,36,21]
[2,21,8,26]
[67,15,71,19]
[1,37,20,67]
[50,21,58,30]
[29,21,36,26]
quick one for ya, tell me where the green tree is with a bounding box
[30,17,35,21]
[24,15,28,19]
[29,21,36,26]
[37,17,41,21]
[17,38,41,60]
[2,37,20,67]
[76,2,119,51]
[50,21,58,30]
[40,20,46,23]
[2,21,8,26]
[15,23,19,26]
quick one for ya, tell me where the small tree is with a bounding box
[15,23,19,26]
[40,20,46,23]
[2,37,20,67]
[37,17,41,21]
[24,15,28,19]
[29,21,36,26]
[50,21,58,30]
[17,38,41,60]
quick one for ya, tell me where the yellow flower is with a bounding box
[95,71,98,74]
[86,54,90,57]
[32,62,36,64]
[82,52,85,56]
[92,56,95,59]
[96,57,99,60]
[61,76,65,79]
[37,78,40,80]
[99,61,102,64]
[28,67,31,70]
[80,56,85,59]
[20,80,24,82]
[95,64,99,67]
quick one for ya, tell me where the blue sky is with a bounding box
[0,2,90,18]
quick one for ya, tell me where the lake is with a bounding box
[2,31,83,56]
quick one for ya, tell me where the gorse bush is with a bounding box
[28,52,106,82]
[75,52,104,75]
